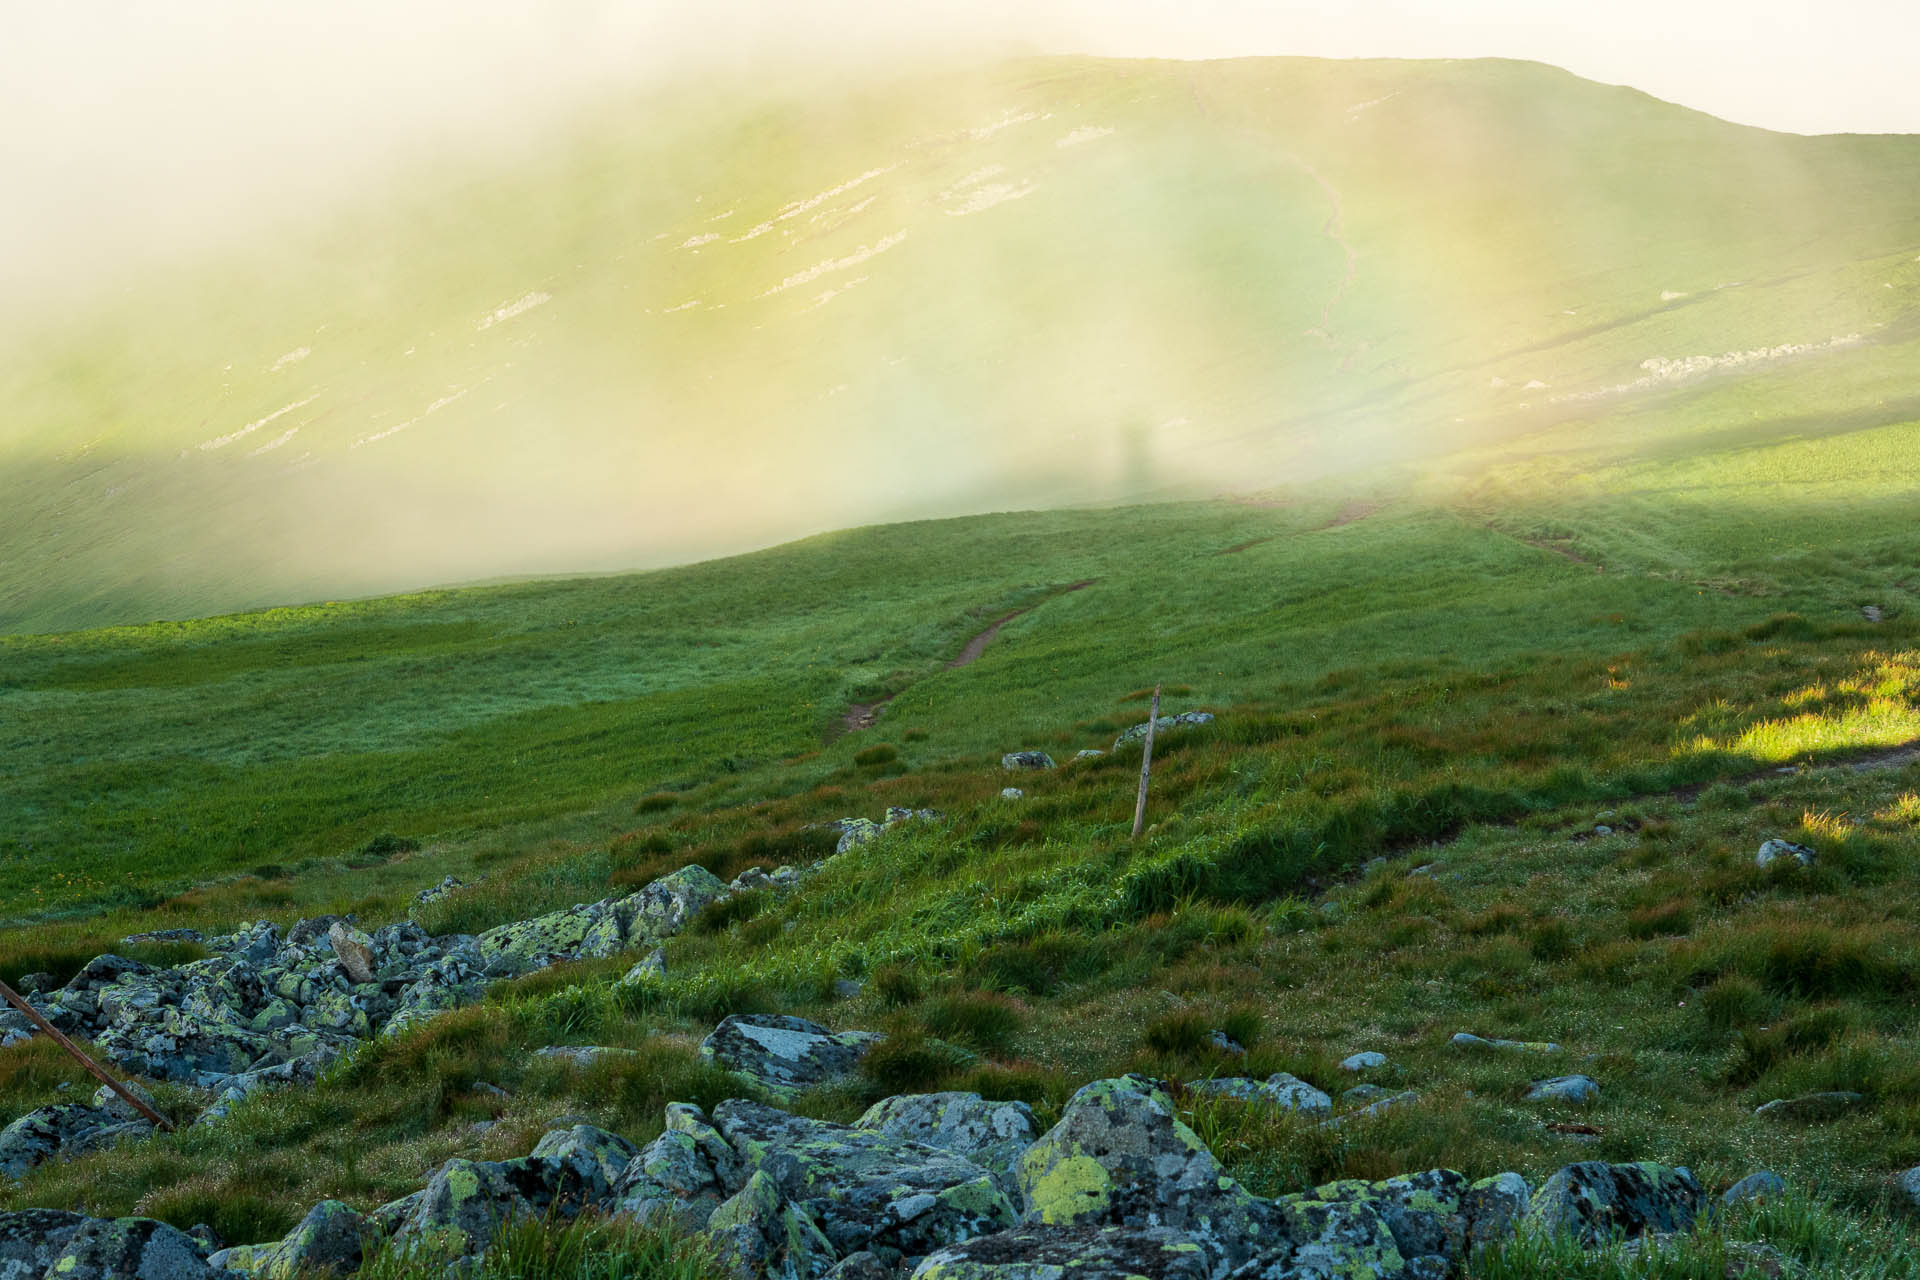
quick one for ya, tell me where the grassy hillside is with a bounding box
[3,55,1917,633]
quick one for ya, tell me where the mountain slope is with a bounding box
[3,55,1917,633]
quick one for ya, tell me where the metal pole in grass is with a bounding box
[1132,684,1162,840]
[0,977,173,1132]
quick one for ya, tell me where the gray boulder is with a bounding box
[1756,840,1816,869]
[211,1201,377,1279]
[1186,1073,1331,1116]
[0,1104,126,1179]
[612,1108,734,1233]
[1894,1166,1920,1209]
[1339,1052,1387,1072]
[91,1079,160,1123]
[699,1015,882,1099]
[1525,1161,1704,1246]
[389,1151,613,1259]
[913,1224,1212,1280]
[1721,1170,1786,1208]
[529,1124,641,1186]
[1001,753,1056,771]
[0,1209,88,1280]
[1524,1076,1600,1105]
[39,1217,221,1280]
[1113,713,1213,750]
[1014,1076,1283,1274]
[712,1098,1017,1259]
[857,1092,1038,1195]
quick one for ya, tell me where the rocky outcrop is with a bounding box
[857,1093,1037,1197]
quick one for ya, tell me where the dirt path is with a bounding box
[839,580,1098,734]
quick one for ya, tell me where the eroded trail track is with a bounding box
[840,580,1097,733]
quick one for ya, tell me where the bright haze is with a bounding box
[2,1,1915,633]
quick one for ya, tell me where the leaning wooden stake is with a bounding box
[0,977,173,1132]
[1131,684,1162,839]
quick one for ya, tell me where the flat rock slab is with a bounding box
[913,1224,1212,1280]
[1525,1075,1600,1105]
[699,1014,881,1098]
[1452,1032,1561,1053]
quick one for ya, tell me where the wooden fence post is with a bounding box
[1132,684,1162,839]
[0,978,173,1132]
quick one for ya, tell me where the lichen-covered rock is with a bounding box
[40,1217,222,1280]
[999,789,1024,801]
[1014,1076,1283,1275]
[913,1224,1212,1280]
[833,820,883,855]
[1001,753,1056,771]
[857,1093,1038,1196]
[530,1125,641,1186]
[1262,1194,1407,1279]
[707,1169,837,1280]
[1113,713,1213,750]
[0,1104,120,1179]
[1339,1053,1387,1072]
[0,1209,88,1280]
[825,1251,896,1280]
[1311,1172,1453,1264]
[1525,1161,1704,1247]
[713,1099,1017,1259]
[390,1153,611,1259]
[612,1128,728,1233]
[1459,1173,1529,1249]
[213,1201,378,1279]
[1524,1076,1600,1105]
[614,865,732,951]
[477,903,608,977]
[90,1080,159,1124]
[1186,1074,1330,1116]
[699,1015,882,1098]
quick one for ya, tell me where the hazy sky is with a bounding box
[3,1,1915,308]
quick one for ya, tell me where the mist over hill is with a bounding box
[3,54,1917,634]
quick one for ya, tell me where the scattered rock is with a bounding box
[1864,605,1884,623]
[1755,839,1816,869]
[0,1104,146,1180]
[1342,1084,1390,1106]
[1722,1170,1786,1208]
[1340,1052,1387,1072]
[119,929,204,947]
[1113,713,1214,750]
[1205,1030,1245,1056]
[1321,1090,1420,1129]
[1452,1032,1561,1053]
[41,1217,223,1280]
[1524,1075,1600,1105]
[1001,752,1056,771]
[13,974,56,996]
[1893,1165,1920,1209]
[1594,825,1613,837]
[413,876,464,909]
[534,1045,640,1069]
[212,1201,378,1280]
[1753,1091,1863,1121]
[1186,1073,1331,1116]
[389,1147,612,1260]
[1072,750,1105,762]
[1525,1161,1704,1247]
[699,1014,882,1099]
[90,1080,159,1123]
[1000,788,1024,800]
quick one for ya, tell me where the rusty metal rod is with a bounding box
[0,977,173,1132]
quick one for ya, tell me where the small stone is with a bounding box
[1342,1085,1390,1105]
[1320,1089,1419,1128]
[1340,1052,1387,1072]
[1206,1030,1246,1056]
[1594,825,1614,836]
[1452,1032,1561,1053]
[1722,1170,1786,1207]
[1000,788,1024,800]
[1754,1091,1863,1120]
[834,979,864,1000]
[1073,749,1105,761]
[624,949,667,983]
[1894,1166,1920,1208]
[326,923,377,985]
[15,974,56,996]
[1113,712,1214,750]
[1864,605,1885,622]
[1001,752,1056,771]
[1525,1075,1600,1104]
[1755,839,1816,869]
